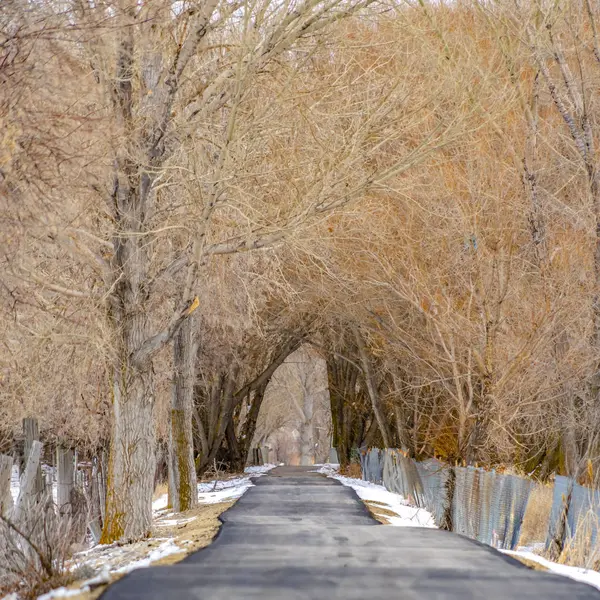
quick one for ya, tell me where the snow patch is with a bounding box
[156,516,197,527]
[317,464,436,528]
[152,494,169,513]
[502,550,600,592]
[152,464,274,513]
[37,587,90,600]
[197,476,254,504]
[10,465,19,503]
[244,464,277,476]
[113,539,182,574]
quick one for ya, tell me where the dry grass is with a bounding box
[153,501,234,559]
[57,500,235,600]
[557,509,600,569]
[509,555,549,571]
[340,463,362,479]
[152,482,168,502]
[363,500,396,524]
[519,484,553,546]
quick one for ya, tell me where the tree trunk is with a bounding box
[353,327,392,448]
[169,316,198,513]
[326,351,371,465]
[195,375,239,476]
[393,403,411,452]
[327,358,347,465]
[299,397,314,466]
[0,454,13,517]
[100,364,156,543]
[195,339,301,476]
[239,385,267,466]
[23,418,43,496]
[225,419,244,472]
[362,413,379,448]
[440,466,456,531]
[56,446,74,516]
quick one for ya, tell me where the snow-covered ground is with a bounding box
[152,465,275,514]
[315,464,436,527]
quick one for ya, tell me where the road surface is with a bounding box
[100,466,600,599]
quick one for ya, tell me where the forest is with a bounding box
[2,0,600,559]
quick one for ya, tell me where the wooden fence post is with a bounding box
[0,454,13,517]
[57,446,74,515]
[13,440,42,525]
[23,418,44,496]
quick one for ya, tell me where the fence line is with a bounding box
[360,448,533,550]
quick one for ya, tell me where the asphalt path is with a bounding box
[100,465,600,599]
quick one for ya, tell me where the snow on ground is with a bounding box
[37,589,87,600]
[502,549,600,592]
[315,464,436,528]
[11,464,58,505]
[197,476,255,504]
[10,465,19,502]
[152,464,276,514]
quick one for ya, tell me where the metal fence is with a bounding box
[360,448,533,550]
[547,475,600,552]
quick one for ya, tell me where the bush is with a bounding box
[0,492,86,599]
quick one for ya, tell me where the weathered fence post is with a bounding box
[13,440,42,525]
[261,446,270,465]
[0,454,14,517]
[23,418,44,496]
[88,455,104,543]
[57,446,74,515]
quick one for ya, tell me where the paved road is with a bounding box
[101,466,600,599]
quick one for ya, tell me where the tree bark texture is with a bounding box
[169,317,198,513]
[101,366,156,543]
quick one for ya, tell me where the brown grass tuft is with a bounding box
[340,463,362,479]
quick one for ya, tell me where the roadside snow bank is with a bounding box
[502,550,600,592]
[316,464,436,528]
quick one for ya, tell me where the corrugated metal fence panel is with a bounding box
[569,483,600,548]
[361,448,383,485]
[416,458,450,527]
[479,469,496,546]
[492,474,533,550]
[360,448,535,551]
